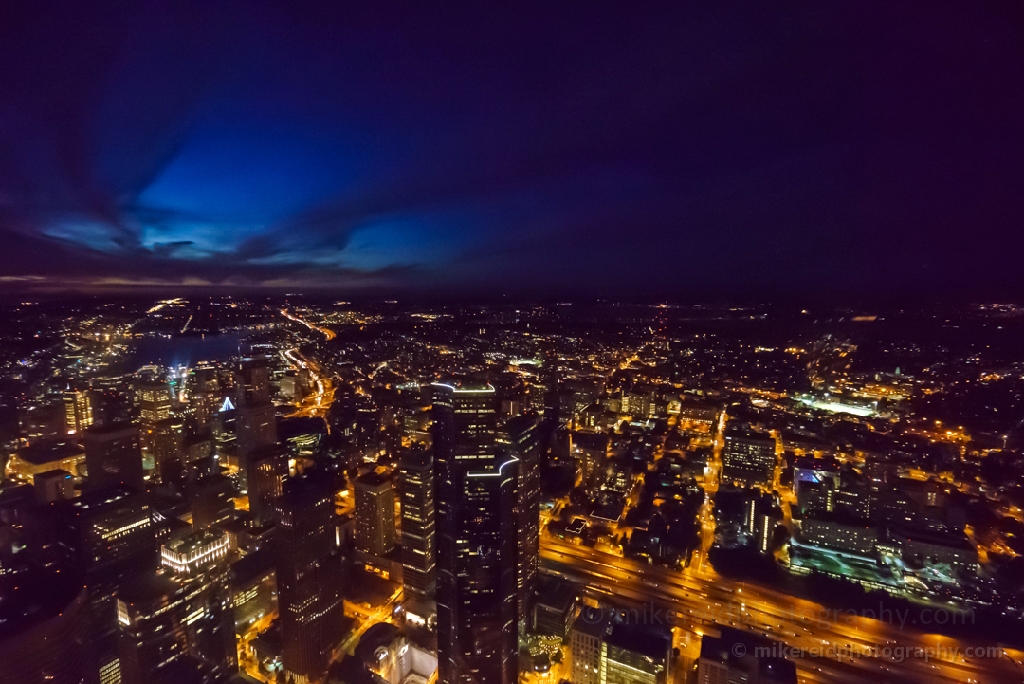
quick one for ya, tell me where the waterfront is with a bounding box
[127,331,249,370]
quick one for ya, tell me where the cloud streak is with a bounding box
[0,3,1022,300]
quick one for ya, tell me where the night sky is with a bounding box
[1,3,1022,300]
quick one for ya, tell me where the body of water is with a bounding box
[128,332,249,370]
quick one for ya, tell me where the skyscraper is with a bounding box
[234,359,278,493]
[119,530,236,684]
[136,381,173,426]
[354,470,396,558]
[188,472,236,529]
[56,487,155,684]
[246,445,287,526]
[397,446,436,607]
[432,381,518,684]
[235,358,271,405]
[188,364,222,429]
[63,386,93,435]
[499,413,541,623]
[570,611,674,684]
[273,470,345,683]
[82,423,145,492]
[149,417,184,484]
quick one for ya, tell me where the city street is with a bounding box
[541,535,1022,683]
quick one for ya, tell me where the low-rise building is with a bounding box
[698,626,797,684]
[797,513,878,556]
[9,440,84,481]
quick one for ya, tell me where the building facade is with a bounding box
[273,471,346,683]
[355,470,396,558]
[432,381,518,684]
[499,413,541,622]
[398,447,436,605]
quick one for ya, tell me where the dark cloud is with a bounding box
[0,3,1022,300]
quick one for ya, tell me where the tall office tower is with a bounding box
[865,455,899,490]
[235,358,271,406]
[188,365,221,428]
[273,470,345,683]
[397,447,436,607]
[432,381,518,684]
[90,389,134,429]
[571,611,674,684]
[235,359,277,492]
[63,386,93,435]
[721,426,778,487]
[355,470,396,558]
[137,380,172,462]
[235,403,277,456]
[83,422,145,492]
[119,530,236,684]
[56,487,155,684]
[136,381,172,426]
[498,413,541,624]
[246,445,287,526]
[188,472,236,529]
[229,549,278,632]
[149,417,184,484]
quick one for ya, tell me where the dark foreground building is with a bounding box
[432,381,518,684]
[274,469,346,683]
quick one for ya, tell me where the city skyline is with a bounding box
[1,296,1023,683]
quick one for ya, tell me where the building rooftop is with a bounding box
[16,440,83,466]
[533,577,577,613]
[571,609,610,638]
[700,626,797,683]
[83,421,138,437]
[230,546,275,586]
[605,620,671,661]
[431,379,495,393]
[356,470,393,488]
[119,571,178,605]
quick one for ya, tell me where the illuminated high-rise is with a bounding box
[432,381,518,684]
[119,531,236,684]
[149,417,184,484]
[63,387,93,436]
[0,575,93,684]
[234,359,278,494]
[354,470,396,558]
[499,413,541,623]
[721,426,777,486]
[397,446,435,606]
[136,381,172,426]
[188,364,222,428]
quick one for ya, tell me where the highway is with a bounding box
[282,347,335,424]
[540,535,1022,683]
[280,307,337,341]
